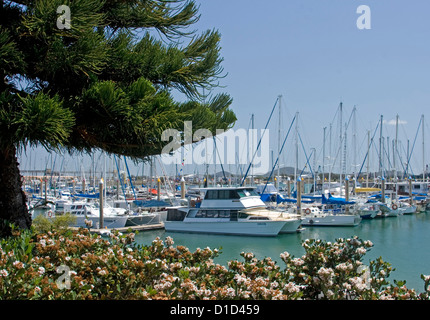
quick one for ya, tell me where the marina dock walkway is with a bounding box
[69,223,165,235]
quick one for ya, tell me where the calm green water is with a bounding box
[134,211,430,293]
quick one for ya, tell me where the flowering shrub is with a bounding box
[0,227,429,300]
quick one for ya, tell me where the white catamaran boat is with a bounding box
[164,187,302,236]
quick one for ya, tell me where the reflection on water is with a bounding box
[134,212,430,292]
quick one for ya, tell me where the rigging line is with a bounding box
[155,155,175,196]
[394,141,407,177]
[235,153,244,177]
[370,132,397,178]
[299,148,315,178]
[298,132,314,177]
[240,96,279,186]
[261,115,296,195]
[237,115,253,179]
[113,155,128,204]
[49,154,57,187]
[356,118,381,181]
[382,140,393,175]
[213,135,228,183]
[326,108,355,175]
[124,156,137,201]
[404,117,422,177]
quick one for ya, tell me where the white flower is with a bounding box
[13,261,24,269]
[343,283,352,290]
[38,267,45,275]
[356,247,367,255]
[280,252,290,260]
[318,267,333,277]
[0,269,8,277]
[349,276,367,291]
[326,290,334,298]
[98,269,107,276]
[164,236,174,246]
[283,282,301,294]
[336,263,348,271]
[292,258,304,266]
[226,287,235,298]
[364,240,373,247]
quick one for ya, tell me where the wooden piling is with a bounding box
[99,179,104,229]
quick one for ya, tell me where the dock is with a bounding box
[69,223,165,235]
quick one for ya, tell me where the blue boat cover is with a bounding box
[133,199,171,207]
[322,193,355,205]
[260,193,314,204]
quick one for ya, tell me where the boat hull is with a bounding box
[357,210,379,219]
[401,205,417,215]
[279,219,303,234]
[125,212,163,226]
[164,219,291,236]
[73,215,129,229]
[301,214,361,227]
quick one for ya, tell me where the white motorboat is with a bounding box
[300,205,361,227]
[379,203,404,217]
[398,201,417,214]
[55,201,129,229]
[355,203,380,219]
[164,187,302,236]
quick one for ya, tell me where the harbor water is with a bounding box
[134,210,430,293]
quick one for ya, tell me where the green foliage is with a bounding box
[32,213,77,234]
[0,229,429,300]
[1,0,236,158]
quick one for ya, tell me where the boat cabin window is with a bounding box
[193,209,238,219]
[204,190,241,200]
[230,211,237,221]
[237,188,258,198]
[249,217,269,220]
[204,188,258,199]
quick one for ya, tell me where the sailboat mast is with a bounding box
[353,106,357,190]
[339,102,343,186]
[322,126,326,185]
[277,95,282,184]
[251,113,254,185]
[394,114,398,180]
[422,114,425,182]
[366,130,370,187]
[379,115,383,177]
[294,111,299,184]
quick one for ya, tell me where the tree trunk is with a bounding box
[0,146,32,236]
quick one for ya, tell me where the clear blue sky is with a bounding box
[19,0,430,179]
[187,0,430,176]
